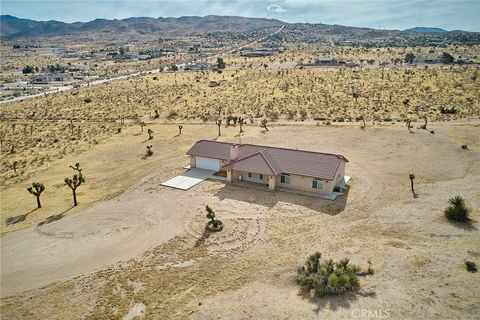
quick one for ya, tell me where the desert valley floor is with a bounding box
[0,121,479,319]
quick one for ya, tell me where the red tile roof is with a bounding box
[186,140,348,180]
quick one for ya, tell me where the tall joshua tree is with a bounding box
[261,119,269,131]
[216,119,222,136]
[178,125,183,135]
[238,117,245,133]
[409,173,416,197]
[65,163,85,206]
[27,182,45,208]
[147,128,154,140]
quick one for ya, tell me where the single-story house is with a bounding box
[186,140,348,195]
[315,57,338,65]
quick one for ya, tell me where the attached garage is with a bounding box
[195,156,221,171]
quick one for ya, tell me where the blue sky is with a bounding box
[1,0,479,31]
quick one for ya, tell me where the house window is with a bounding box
[248,173,263,180]
[280,173,290,184]
[312,179,324,190]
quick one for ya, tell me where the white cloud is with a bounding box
[267,4,287,13]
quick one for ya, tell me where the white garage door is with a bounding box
[196,157,220,171]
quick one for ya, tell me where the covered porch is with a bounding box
[226,169,277,190]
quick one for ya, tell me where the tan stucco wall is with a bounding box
[190,156,196,168]
[232,170,269,185]
[334,161,346,185]
[277,173,334,194]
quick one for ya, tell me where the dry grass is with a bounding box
[2,62,479,185]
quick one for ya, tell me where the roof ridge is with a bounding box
[198,139,234,145]
[259,149,281,175]
[241,143,348,161]
[223,150,277,175]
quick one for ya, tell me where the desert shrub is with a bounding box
[167,111,178,120]
[296,252,363,297]
[461,144,469,150]
[440,106,457,114]
[465,261,477,272]
[444,195,470,222]
[84,97,92,103]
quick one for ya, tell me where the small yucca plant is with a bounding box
[444,195,470,222]
[296,252,370,298]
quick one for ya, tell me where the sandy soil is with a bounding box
[1,121,479,319]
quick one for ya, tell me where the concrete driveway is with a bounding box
[161,168,217,190]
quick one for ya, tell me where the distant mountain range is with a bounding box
[404,27,448,33]
[0,15,476,41]
[0,15,283,39]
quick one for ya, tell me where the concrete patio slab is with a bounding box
[161,168,216,190]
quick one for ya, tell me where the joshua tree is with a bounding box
[65,163,85,206]
[216,119,222,136]
[261,119,269,131]
[216,57,226,70]
[419,117,428,130]
[409,173,416,197]
[178,125,183,135]
[13,160,18,173]
[359,116,366,129]
[140,121,146,132]
[404,53,415,64]
[205,205,223,231]
[153,110,160,119]
[405,119,414,133]
[27,182,45,208]
[146,145,153,157]
[238,117,246,133]
[147,128,154,140]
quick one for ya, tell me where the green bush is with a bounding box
[296,252,364,297]
[465,261,477,273]
[444,195,471,222]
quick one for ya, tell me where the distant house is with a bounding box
[187,140,349,195]
[136,54,151,60]
[32,75,49,84]
[315,57,338,65]
[184,62,210,72]
[31,74,72,84]
[240,47,280,57]
[49,74,73,82]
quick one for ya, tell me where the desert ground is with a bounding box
[1,118,479,319]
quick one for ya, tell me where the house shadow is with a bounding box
[37,206,74,227]
[5,208,38,225]
[213,183,349,215]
